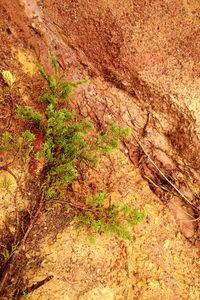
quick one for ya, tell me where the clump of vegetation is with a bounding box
[1,244,18,264]
[74,193,146,241]
[1,53,145,241]
[0,129,35,167]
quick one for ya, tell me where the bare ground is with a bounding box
[0,0,200,299]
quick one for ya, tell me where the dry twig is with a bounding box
[0,193,44,294]
[125,108,200,213]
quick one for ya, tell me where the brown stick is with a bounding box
[17,275,53,297]
[134,134,199,211]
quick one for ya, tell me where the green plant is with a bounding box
[1,130,35,150]
[0,175,12,189]
[0,129,35,166]
[16,105,43,128]
[1,244,18,264]
[20,293,29,300]
[15,53,130,201]
[2,53,145,241]
[73,193,146,240]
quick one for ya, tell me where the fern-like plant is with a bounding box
[15,53,130,201]
[2,53,145,241]
[74,193,146,241]
[0,129,35,166]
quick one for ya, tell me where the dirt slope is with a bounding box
[0,0,200,299]
[23,152,200,300]
[37,0,200,168]
[29,0,200,242]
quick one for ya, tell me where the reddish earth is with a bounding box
[0,0,200,299]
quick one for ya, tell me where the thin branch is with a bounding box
[126,108,199,211]
[144,175,199,221]
[144,175,173,193]
[171,201,200,222]
[6,95,14,131]
[130,130,200,212]
[0,193,44,294]
[16,275,53,297]
[21,193,44,245]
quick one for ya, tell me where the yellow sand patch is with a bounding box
[0,171,17,228]
[0,172,16,189]
[17,83,30,103]
[0,170,28,229]
[13,48,37,76]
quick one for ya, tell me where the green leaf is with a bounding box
[46,187,57,199]
[37,64,49,82]
[86,195,93,206]
[93,193,106,207]
[88,235,97,244]
[40,92,57,105]
[60,81,77,100]
[0,176,12,189]
[49,75,57,92]
[91,220,103,231]
[49,52,59,75]
[16,105,43,127]
[120,204,133,215]
[121,128,132,138]
[2,131,13,143]
[22,130,35,142]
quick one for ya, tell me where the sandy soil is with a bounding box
[24,152,200,300]
[0,0,200,299]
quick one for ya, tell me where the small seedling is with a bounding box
[1,243,18,264]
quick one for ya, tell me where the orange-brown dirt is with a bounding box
[0,0,200,299]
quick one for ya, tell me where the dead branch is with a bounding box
[134,133,199,211]
[16,275,53,297]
